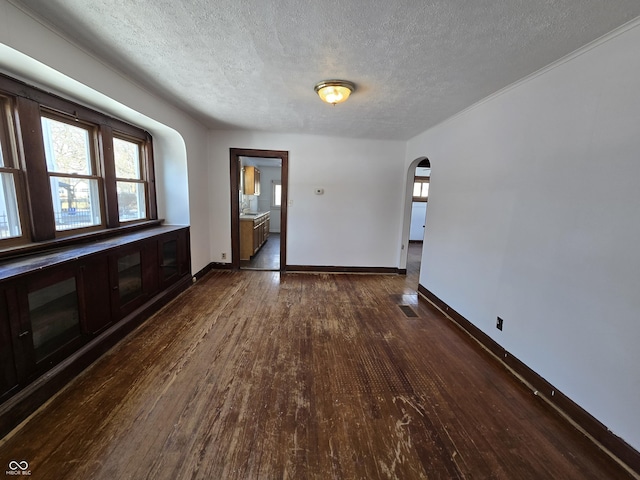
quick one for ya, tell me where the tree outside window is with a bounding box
[41,115,102,231]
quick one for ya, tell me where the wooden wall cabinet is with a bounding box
[240,212,269,260]
[158,229,190,290]
[0,226,191,427]
[243,166,261,195]
[0,289,18,401]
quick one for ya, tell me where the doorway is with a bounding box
[229,148,288,272]
[407,159,430,283]
[400,157,430,285]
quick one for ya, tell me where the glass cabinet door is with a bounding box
[160,239,178,281]
[117,252,143,306]
[28,276,80,363]
[0,290,18,398]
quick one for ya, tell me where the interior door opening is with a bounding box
[408,159,430,283]
[229,149,288,272]
[400,156,430,285]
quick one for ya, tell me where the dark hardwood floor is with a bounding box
[241,233,280,271]
[0,250,634,479]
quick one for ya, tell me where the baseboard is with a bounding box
[0,275,192,439]
[200,262,233,276]
[416,284,640,476]
[286,265,400,274]
[199,263,402,275]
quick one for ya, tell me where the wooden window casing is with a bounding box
[0,72,157,256]
[0,95,29,247]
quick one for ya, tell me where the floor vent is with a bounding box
[398,305,418,317]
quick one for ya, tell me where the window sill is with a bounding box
[0,219,165,263]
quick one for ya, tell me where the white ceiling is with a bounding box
[11,0,640,140]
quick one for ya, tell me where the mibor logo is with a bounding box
[6,461,31,476]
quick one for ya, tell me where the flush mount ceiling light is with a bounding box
[314,80,356,105]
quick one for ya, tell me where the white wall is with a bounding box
[409,203,427,241]
[9,0,637,450]
[209,130,406,267]
[406,20,640,450]
[0,0,211,273]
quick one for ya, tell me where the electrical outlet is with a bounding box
[221,252,227,260]
[496,317,504,331]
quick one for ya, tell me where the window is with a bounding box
[0,72,157,254]
[41,114,103,231]
[413,176,430,202]
[0,96,25,243]
[114,136,147,222]
[272,181,282,207]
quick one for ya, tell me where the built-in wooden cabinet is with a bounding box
[110,242,156,318]
[27,268,82,366]
[158,230,189,290]
[80,255,112,335]
[0,225,191,423]
[240,212,270,260]
[0,289,18,400]
[243,166,261,195]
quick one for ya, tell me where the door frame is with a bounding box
[229,148,288,272]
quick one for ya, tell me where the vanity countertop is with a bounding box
[239,211,269,220]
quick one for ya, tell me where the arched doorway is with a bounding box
[399,157,430,284]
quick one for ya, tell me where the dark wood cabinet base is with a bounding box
[0,275,190,438]
[0,226,191,437]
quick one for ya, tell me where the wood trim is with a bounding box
[205,262,234,272]
[144,134,158,220]
[287,265,400,274]
[417,284,640,476]
[1,72,156,251]
[229,151,241,270]
[0,73,147,139]
[99,125,120,228]
[0,97,30,247]
[0,274,192,438]
[15,97,56,241]
[280,152,288,273]
[229,148,288,272]
[0,219,163,262]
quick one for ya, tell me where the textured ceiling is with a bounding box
[11,0,640,140]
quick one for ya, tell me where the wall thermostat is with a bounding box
[314,188,324,195]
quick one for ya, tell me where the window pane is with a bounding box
[421,183,429,197]
[117,181,146,221]
[50,177,102,231]
[0,172,21,239]
[413,182,422,197]
[273,183,282,206]
[114,138,141,179]
[41,117,92,174]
